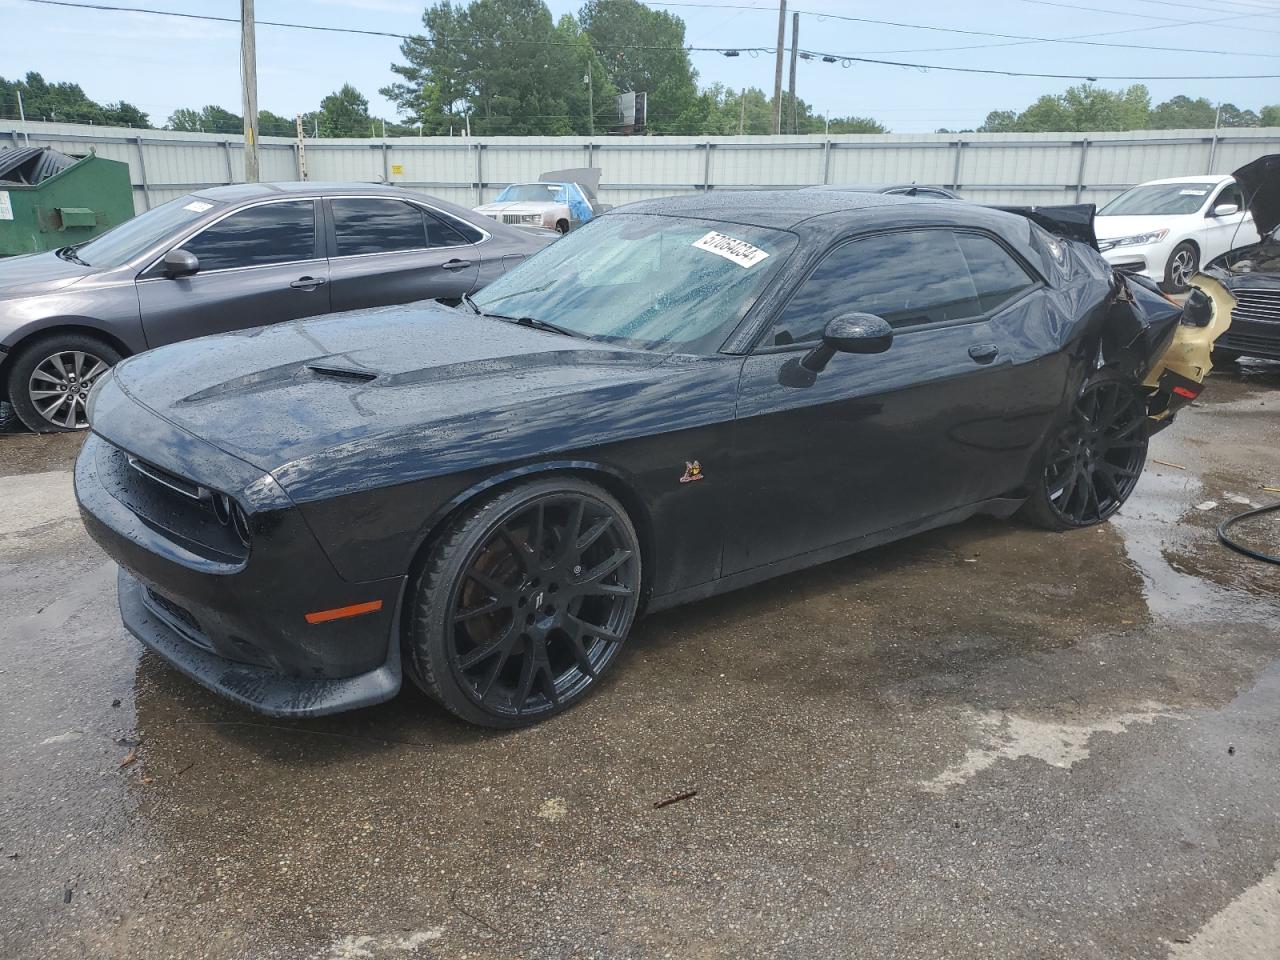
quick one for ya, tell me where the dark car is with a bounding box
[75,191,1215,728]
[1192,154,1280,363]
[0,182,550,432]
[804,183,963,199]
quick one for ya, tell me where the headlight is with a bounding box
[1181,288,1213,327]
[84,369,113,425]
[1100,229,1169,250]
[520,213,541,224]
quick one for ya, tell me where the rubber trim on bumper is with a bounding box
[119,568,401,718]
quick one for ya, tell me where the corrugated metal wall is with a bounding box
[6,121,1279,214]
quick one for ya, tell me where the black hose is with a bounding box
[1217,502,1280,565]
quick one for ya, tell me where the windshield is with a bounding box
[74,195,222,268]
[471,213,796,353]
[495,183,568,204]
[1098,182,1214,217]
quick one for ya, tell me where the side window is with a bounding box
[181,201,316,271]
[1211,182,1243,214]
[332,198,426,256]
[423,210,470,247]
[442,214,485,244]
[955,233,1036,314]
[768,229,981,346]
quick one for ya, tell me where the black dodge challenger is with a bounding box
[75,191,1221,727]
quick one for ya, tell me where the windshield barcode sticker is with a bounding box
[692,231,769,268]
[183,200,214,212]
[1178,189,1208,196]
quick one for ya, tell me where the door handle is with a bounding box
[290,276,328,289]
[441,259,472,271]
[968,343,1000,364]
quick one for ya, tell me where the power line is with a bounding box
[19,0,1280,80]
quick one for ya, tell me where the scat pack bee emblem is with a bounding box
[679,460,704,484]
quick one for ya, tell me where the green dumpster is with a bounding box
[0,147,134,256]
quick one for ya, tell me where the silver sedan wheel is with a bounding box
[1169,248,1196,289]
[28,350,109,430]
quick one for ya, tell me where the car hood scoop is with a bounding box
[112,302,660,474]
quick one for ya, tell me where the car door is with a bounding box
[725,227,1041,575]
[135,198,329,348]
[1201,180,1258,263]
[326,196,480,311]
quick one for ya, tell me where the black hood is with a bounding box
[992,204,1098,251]
[108,301,661,479]
[1234,154,1280,238]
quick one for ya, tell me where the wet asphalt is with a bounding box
[0,364,1278,960]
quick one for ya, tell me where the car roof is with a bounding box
[618,189,938,229]
[190,181,431,202]
[1135,175,1232,186]
[807,183,952,194]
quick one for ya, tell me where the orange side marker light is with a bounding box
[304,600,384,625]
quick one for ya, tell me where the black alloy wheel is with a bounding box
[1021,371,1149,530]
[7,333,122,433]
[408,478,641,727]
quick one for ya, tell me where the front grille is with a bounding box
[1219,330,1280,355]
[1232,289,1280,326]
[502,214,523,224]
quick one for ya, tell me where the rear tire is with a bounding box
[1019,369,1149,531]
[7,333,121,433]
[1161,241,1198,294]
[406,476,642,728]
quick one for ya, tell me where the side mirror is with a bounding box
[1212,203,1240,218]
[163,248,199,277]
[820,313,894,356]
[779,314,893,388]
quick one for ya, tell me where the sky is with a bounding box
[2,0,1279,132]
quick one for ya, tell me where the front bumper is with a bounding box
[76,427,406,717]
[117,569,401,717]
[1100,247,1159,281]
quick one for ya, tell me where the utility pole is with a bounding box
[771,0,786,135]
[239,0,260,182]
[16,88,29,145]
[585,66,594,137]
[788,11,799,134]
[294,114,308,181]
[738,88,746,135]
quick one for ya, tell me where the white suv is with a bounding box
[1095,175,1258,293]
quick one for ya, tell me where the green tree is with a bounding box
[1262,104,1280,126]
[386,0,598,135]
[979,83,1149,133]
[1150,95,1216,129]
[978,109,1018,133]
[1216,103,1259,128]
[1,72,148,127]
[258,109,295,137]
[308,84,375,137]
[826,115,887,134]
[166,105,243,133]
[579,0,699,134]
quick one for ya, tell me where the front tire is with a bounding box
[407,477,642,728]
[555,220,569,235]
[1162,241,1198,294]
[7,333,121,433]
[1019,370,1149,531]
